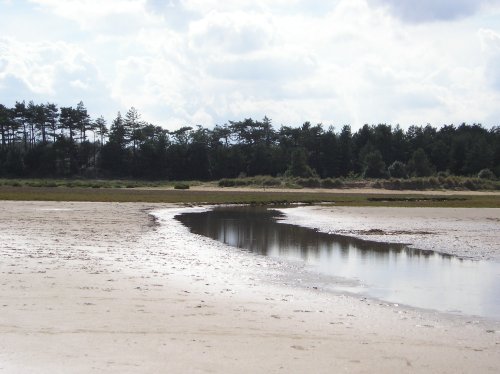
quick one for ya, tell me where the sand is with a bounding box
[278,206,500,261]
[0,201,499,373]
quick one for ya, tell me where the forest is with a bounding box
[0,100,499,181]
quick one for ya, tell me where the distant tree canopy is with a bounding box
[0,100,499,180]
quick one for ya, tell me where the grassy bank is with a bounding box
[0,185,498,208]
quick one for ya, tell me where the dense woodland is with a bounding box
[0,100,499,180]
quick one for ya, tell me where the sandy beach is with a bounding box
[0,201,499,373]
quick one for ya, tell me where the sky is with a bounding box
[1,0,500,131]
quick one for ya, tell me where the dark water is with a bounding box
[176,206,500,319]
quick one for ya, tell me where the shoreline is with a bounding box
[277,205,500,262]
[1,201,499,373]
[173,204,500,321]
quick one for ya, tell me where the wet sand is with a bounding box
[278,206,500,261]
[0,201,499,373]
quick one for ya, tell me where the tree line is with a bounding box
[0,100,498,180]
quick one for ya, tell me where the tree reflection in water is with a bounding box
[176,206,500,319]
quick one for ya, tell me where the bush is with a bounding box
[219,178,248,187]
[296,177,321,188]
[463,179,477,191]
[261,177,281,187]
[385,179,402,190]
[218,178,236,187]
[321,178,343,189]
[388,161,407,179]
[427,177,439,187]
[478,168,496,180]
[174,183,190,190]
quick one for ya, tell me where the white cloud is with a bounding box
[369,0,500,23]
[29,0,145,23]
[0,0,499,129]
[69,79,89,90]
[479,28,500,90]
[188,11,275,55]
[145,0,199,31]
[0,37,115,116]
[0,37,72,94]
[207,53,316,82]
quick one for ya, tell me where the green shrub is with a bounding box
[174,183,190,190]
[478,168,496,180]
[388,161,407,179]
[261,177,281,187]
[321,178,343,189]
[427,177,439,187]
[218,178,250,187]
[296,177,321,188]
[443,176,458,189]
[463,179,477,190]
[218,178,236,187]
[385,179,402,190]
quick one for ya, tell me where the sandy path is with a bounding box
[0,201,499,373]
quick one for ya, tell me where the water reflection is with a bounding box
[176,206,500,319]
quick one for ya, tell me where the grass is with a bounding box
[217,175,500,191]
[0,178,198,189]
[0,185,498,208]
[173,183,190,190]
[377,176,500,191]
[2,175,499,191]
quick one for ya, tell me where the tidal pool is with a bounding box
[176,206,500,319]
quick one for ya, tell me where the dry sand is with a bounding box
[0,201,499,373]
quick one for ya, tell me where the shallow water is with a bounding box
[176,206,500,319]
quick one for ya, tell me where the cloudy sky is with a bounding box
[1,0,500,130]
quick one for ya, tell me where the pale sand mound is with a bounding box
[0,201,498,373]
